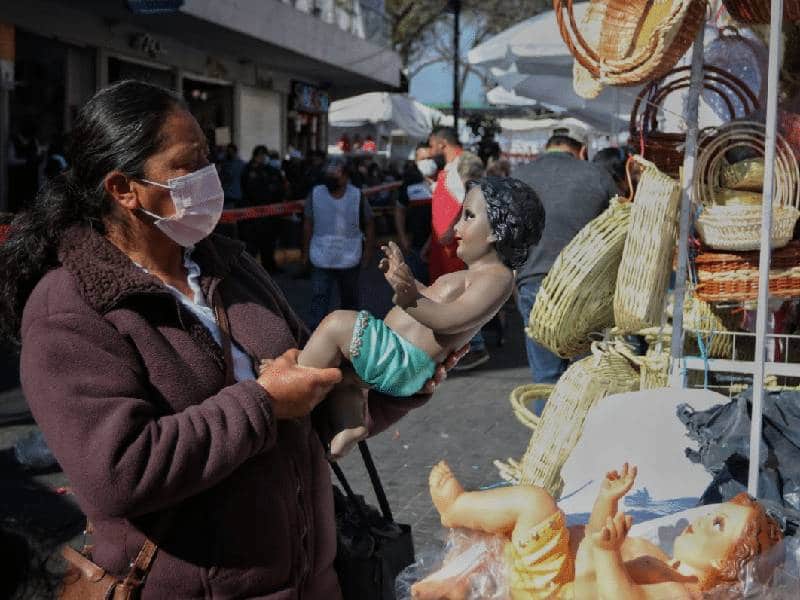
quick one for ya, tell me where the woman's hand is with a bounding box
[592,512,633,552]
[258,349,342,420]
[417,343,470,395]
[599,463,637,502]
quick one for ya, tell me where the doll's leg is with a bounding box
[328,383,369,459]
[298,310,359,369]
[429,462,559,536]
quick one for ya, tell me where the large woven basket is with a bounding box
[695,122,800,251]
[555,0,706,88]
[527,197,632,359]
[722,0,800,23]
[695,242,800,302]
[630,66,759,177]
[614,156,681,331]
[494,344,639,496]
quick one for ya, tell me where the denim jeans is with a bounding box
[309,265,360,330]
[516,278,569,413]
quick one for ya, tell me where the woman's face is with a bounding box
[673,503,753,572]
[136,109,209,218]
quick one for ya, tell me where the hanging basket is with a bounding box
[630,66,759,176]
[555,0,707,88]
[695,122,800,251]
[527,197,632,359]
[497,343,639,496]
[614,156,681,331]
[721,0,800,24]
[695,242,800,302]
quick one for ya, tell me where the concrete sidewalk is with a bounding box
[0,257,534,569]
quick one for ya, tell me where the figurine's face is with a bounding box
[673,503,753,572]
[454,187,496,265]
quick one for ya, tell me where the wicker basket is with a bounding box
[695,242,800,302]
[494,343,639,495]
[555,0,706,88]
[614,156,681,331]
[630,66,759,177]
[527,197,632,359]
[695,122,800,251]
[722,0,800,23]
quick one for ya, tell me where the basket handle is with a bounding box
[624,154,637,202]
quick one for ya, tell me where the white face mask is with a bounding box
[416,158,438,178]
[139,164,224,247]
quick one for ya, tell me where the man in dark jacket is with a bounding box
[513,125,618,408]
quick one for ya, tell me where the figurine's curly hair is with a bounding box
[466,176,545,270]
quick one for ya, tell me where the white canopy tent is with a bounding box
[328,92,444,141]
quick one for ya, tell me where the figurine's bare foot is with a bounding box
[330,425,368,460]
[411,571,471,600]
[429,461,464,528]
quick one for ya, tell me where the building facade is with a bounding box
[0,0,401,211]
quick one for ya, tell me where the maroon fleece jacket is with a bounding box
[20,225,426,599]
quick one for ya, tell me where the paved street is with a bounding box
[0,254,534,575]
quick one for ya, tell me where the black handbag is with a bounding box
[331,441,415,600]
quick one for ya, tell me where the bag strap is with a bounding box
[330,440,396,524]
[212,286,236,386]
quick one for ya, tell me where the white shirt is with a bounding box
[136,247,257,383]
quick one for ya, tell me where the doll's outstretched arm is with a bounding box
[587,463,637,536]
[379,242,427,298]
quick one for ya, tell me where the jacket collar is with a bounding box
[58,225,245,314]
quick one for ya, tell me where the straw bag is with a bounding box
[494,343,639,496]
[527,197,632,359]
[630,66,759,176]
[555,0,706,89]
[695,241,800,302]
[695,122,800,251]
[614,156,681,331]
[721,0,800,23]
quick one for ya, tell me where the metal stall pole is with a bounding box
[748,0,784,496]
[669,25,706,387]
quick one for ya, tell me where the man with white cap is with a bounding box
[512,124,618,407]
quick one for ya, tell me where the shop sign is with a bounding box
[292,81,329,114]
[126,0,184,14]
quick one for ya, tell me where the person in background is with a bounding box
[486,157,511,177]
[240,145,285,272]
[456,151,485,183]
[303,157,375,329]
[428,127,490,371]
[218,143,246,208]
[44,133,69,181]
[395,143,435,284]
[352,133,363,152]
[7,118,44,212]
[513,125,618,408]
[592,146,631,198]
[362,134,377,153]
[337,133,351,153]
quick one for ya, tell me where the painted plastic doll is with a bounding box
[411,462,784,600]
[295,177,544,457]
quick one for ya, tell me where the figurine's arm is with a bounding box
[587,464,637,536]
[381,242,511,335]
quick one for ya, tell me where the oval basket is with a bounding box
[630,66,759,177]
[555,0,706,87]
[495,344,639,496]
[527,197,632,359]
[694,121,800,251]
[614,156,681,331]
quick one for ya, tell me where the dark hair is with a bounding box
[0,79,184,343]
[466,176,545,270]
[430,126,461,147]
[226,143,238,153]
[592,147,628,183]
[252,145,268,158]
[545,135,584,152]
[415,141,430,151]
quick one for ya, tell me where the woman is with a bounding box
[0,80,458,599]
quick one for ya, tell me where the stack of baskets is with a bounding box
[494,343,639,496]
[555,0,706,97]
[695,242,800,302]
[527,197,632,358]
[630,66,759,176]
[614,156,682,330]
[694,121,800,251]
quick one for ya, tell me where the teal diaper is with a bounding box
[350,311,437,397]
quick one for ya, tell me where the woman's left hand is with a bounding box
[418,343,470,395]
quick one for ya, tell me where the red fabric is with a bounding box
[428,240,465,283]
[431,169,463,241]
[362,139,377,152]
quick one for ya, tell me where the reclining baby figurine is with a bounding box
[411,462,784,600]
[295,177,544,457]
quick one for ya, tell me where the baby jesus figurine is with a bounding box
[297,177,544,457]
[411,462,784,599]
